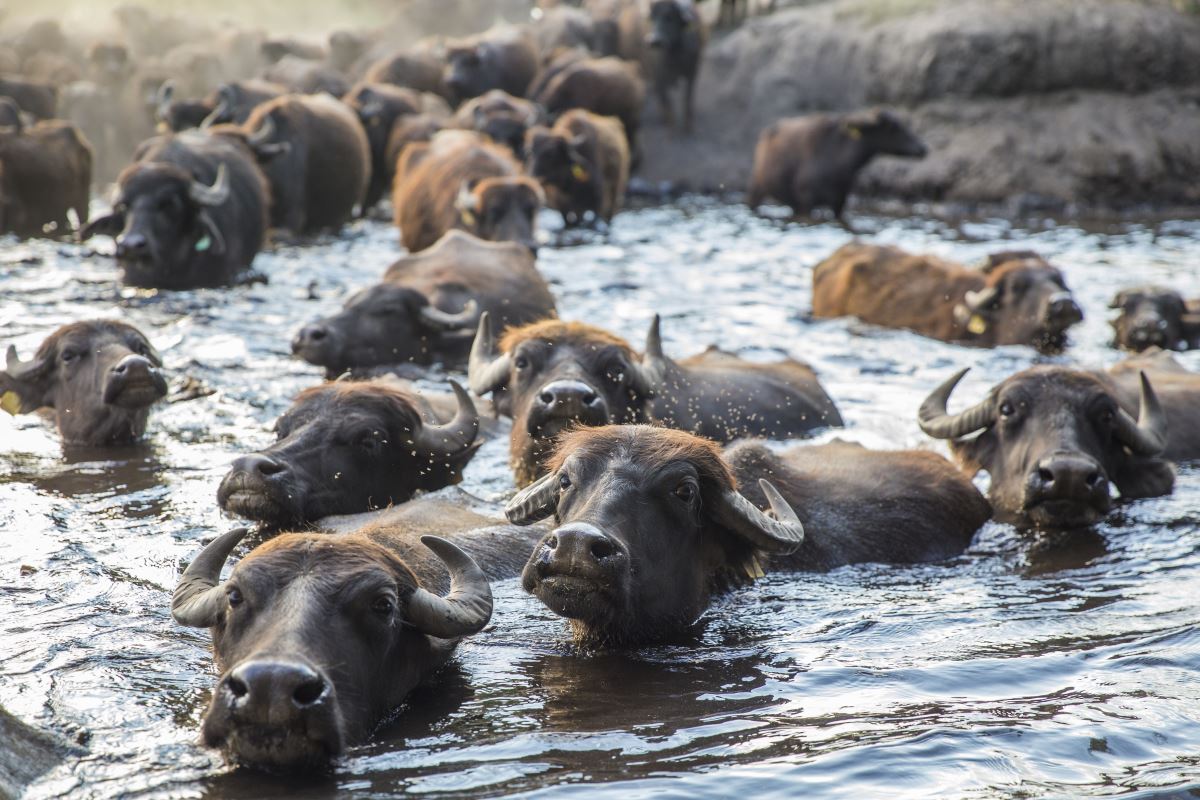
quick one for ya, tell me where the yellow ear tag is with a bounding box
[571,164,589,182]
[967,314,988,335]
[1,390,22,415]
[845,126,862,140]
[460,209,476,226]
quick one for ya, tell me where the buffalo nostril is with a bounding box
[546,535,559,550]
[582,392,598,406]
[292,677,326,707]
[590,538,615,559]
[539,391,555,406]
[226,675,248,699]
[1086,472,1105,490]
[1037,467,1054,485]
[256,459,285,477]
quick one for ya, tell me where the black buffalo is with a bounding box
[1110,286,1200,352]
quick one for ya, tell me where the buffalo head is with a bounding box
[919,367,1173,530]
[218,380,479,527]
[647,0,698,50]
[1110,286,1200,352]
[454,176,542,253]
[952,252,1083,352]
[1,320,166,445]
[172,527,492,770]
[507,425,804,646]
[468,314,654,486]
[840,108,928,158]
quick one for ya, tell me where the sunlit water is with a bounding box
[2,200,1199,799]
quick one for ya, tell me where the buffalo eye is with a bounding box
[999,401,1015,418]
[227,587,243,608]
[371,596,395,617]
[59,348,81,365]
[673,480,697,503]
[514,355,529,370]
[1099,407,1116,426]
[558,473,571,490]
[359,431,384,451]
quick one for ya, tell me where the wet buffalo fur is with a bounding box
[531,55,645,155]
[343,82,425,210]
[292,230,557,376]
[0,119,91,238]
[725,439,992,569]
[392,131,542,253]
[0,320,166,445]
[1104,351,1200,463]
[80,131,268,289]
[747,110,927,221]
[525,109,629,225]
[813,244,1082,353]
[242,93,370,234]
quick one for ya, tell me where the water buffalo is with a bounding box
[217,380,480,527]
[641,315,843,440]
[363,47,449,100]
[531,55,644,154]
[171,493,538,769]
[443,26,539,104]
[813,245,1084,354]
[0,77,57,119]
[80,131,268,289]
[451,89,541,157]
[0,116,91,238]
[1110,286,1200,352]
[645,0,707,133]
[1,320,167,445]
[468,316,655,486]
[385,112,445,180]
[198,80,287,128]
[293,230,557,377]
[342,83,425,210]
[261,55,349,98]
[240,93,369,234]
[1105,350,1200,463]
[747,110,928,221]
[525,109,629,225]
[154,81,212,133]
[918,367,1172,530]
[393,130,543,253]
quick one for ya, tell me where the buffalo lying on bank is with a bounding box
[507,425,989,645]
[241,93,370,234]
[1110,286,1200,352]
[443,26,539,104]
[642,315,843,440]
[81,131,268,288]
[451,89,541,157]
[293,230,557,377]
[532,55,645,155]
[469,316,656,486]
[748,110,927,221]
[342,83,426,210]
[0,116,91,238]
[393,130,543,252]
[645,0,707,133]
[919,366,1172,530]
[217,380,480,527]
[813,245,1084,353]
[1105,350,1200,463]
[1,320,167,445]
[525,109,629,225]
[172,491,541,770]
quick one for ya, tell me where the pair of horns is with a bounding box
[505,472,805,555]
[171,529,491,638]
[189,164,230,207]
[918,367,1167,456]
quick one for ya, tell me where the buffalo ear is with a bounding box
[1113,457,1175,500]
[946,432,993,478]
[78,212,124,241]
[1,347,54,415]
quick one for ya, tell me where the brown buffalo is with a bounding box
[393,130,543,253]
[468,316,655,486]
[531,55,645,154]
[443,26,539,104]
[153,81,213,133]
[197,80,287,128]
[261,55,349,97]
[241,93,370,234]
[343,82,425,210]
[363,47,449,100]
[0,116,91,238]
[645,0,707,133]
[748,110,928,221]
[525,109,629,225]
[1104,350,1200,463]
[171,492,541,769]
[293,230,557,377]
[813,244,1084,353]
[1110,286,1200,352]
[384,112,446,181]
[217,379,480,527]
[1,321,167,445]
[918,366,1172,530]
[507,425,986,645]
[641,315,843,441]
[451,89,542,157]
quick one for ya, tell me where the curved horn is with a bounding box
[1112,372,1168,457]
[504,471,559,524]
[964,286,999,311]
[170,527,249,628]
[418,298,479,332]
[917,368,996,440]
[189,164,229,207]
[405,535,492,638]
[412,380,479,461]
[246,113,277,147]
[467,312,512,396]
[5,345,39,380]
[200,84,235,129]
[714,480,805,555]
[637,313,670,390]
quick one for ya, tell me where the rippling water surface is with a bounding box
[2,200,1199,799]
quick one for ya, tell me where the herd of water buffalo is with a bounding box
[3,0,1200,778]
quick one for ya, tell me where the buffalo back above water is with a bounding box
[0,118,92,238]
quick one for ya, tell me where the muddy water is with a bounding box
[2,201,1199,799]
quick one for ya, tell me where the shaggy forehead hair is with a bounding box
[292,382,422,424]
[35,320,148,359]
[549,424,736,490]
[239,533,420,595]
[499,320,635,356]
[997,365,1107,398]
